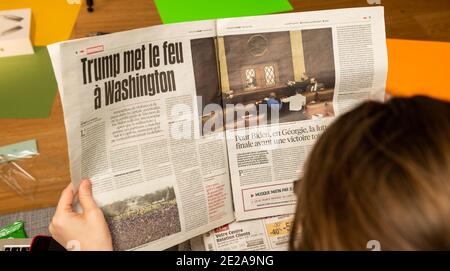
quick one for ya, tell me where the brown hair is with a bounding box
[290,96,450,250]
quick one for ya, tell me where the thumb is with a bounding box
[78,179,98,212]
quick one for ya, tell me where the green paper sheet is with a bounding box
[154,0,293,24]
[0,46,57,118]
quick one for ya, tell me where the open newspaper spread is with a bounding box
[48,6,387,250]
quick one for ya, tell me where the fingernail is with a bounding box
[79,180,88,191]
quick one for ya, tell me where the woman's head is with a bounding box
[291,96,450,250]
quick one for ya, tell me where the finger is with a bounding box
[78,179,98,212]
[55,183,74,215]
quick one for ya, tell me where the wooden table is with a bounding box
[0,0,449,215]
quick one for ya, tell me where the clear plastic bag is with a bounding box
[0,140,39,199]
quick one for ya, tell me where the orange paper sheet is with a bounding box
[0,0,80,46]
[387,39,450,102]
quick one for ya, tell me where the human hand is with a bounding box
[49,179,113,251]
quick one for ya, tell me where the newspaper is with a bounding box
[49,20,235,250]
[202,215,294,251]
[48,6,387,250]
[219,7,387,220]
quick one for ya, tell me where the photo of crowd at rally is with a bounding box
[101,187,181,250]
[220,28,336,128]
